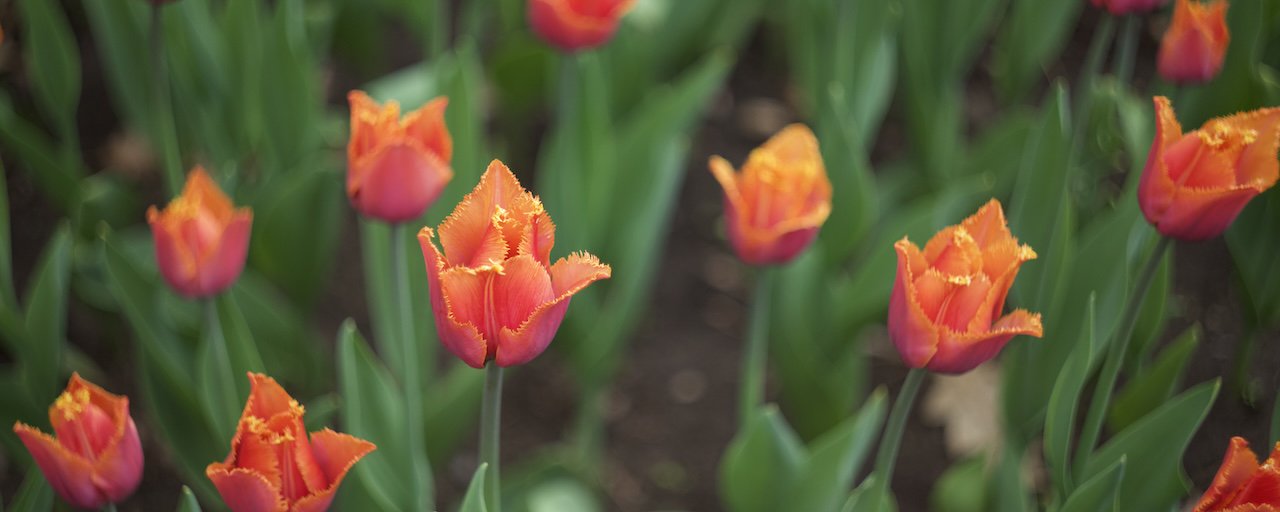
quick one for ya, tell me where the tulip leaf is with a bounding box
[248,166,344,306]
[787,390,887,512]
[259,0,321,169]
[176,486,203,512]
[197,319,241,440]
[0,93,82,210]
[336,320,410,510]
[81,0,151,134]
[719,406,806,512]
[1044,294,1095,497]
[231,274,328,389]
[992,0,1084,102]
[215,293,267,385]
[0,161,13,312]
[1060,457,1124,512]
[20,226,71,405]
[5,470,53,512]
[817,84,880,265]
[458,463,488,512]
[423,362,484,464]
[1082,380,1218,511]
[1108,327,1199,433]
[840,475,896,512]
[1227,188,1280,328]
[930,456,989,512]
[16,0,81,136]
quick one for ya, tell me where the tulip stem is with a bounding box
[392,223,433,510]
[871,368,926,507]
[1073,235,1171,481]
[149,2,183,196]
[205,299,239,437]
[480,362,504,511]
[1114,15,1141,86]
[1071,14,1116,149]
[738,269,774,425]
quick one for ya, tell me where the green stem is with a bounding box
[393,223,433,510]
[480,363,504,511]
[1113,15,1141,86]
[426,0,448,58]
[738,269,774,425]
[571,384,605,471]
[1071,14,1117,149]
[150,3,183,195]
[1073,235,1171,477]
[872,368,926,506]
[1228,328,1259,399]
[205,299,239,435]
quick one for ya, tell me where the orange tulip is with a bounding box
[1138,97,1280,240]
[1193,436,1280,512]
[418,160,612,368]
[527,0,635,52]
[709,124,832,266]
[888,200,1043,374]
[147,167,252,298]
[1158,0,1230,84]
[1091,0,1167,14]
[207,373,375,512]
[12,374,143,509]
[347,90,453,223]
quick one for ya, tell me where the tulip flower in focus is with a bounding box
[207,373,375,512]
[888,199,1043,374]
[1158,0,1230,84]
[147,166,253,298]
[347,90,453,223]
[12,374,143,509]
[709,124,832,266]
[418,160,612,368]
[1091,0,1167,15]
[1192,436,1280,511]
[1138,97,1280,240]
[528,0,635,52]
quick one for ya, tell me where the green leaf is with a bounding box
[1060,457,1124,512]
[930,456,989,512]
[1108,327,1199,433]
[1083,380,1219,511]
[527,478,601,512]
[1228,188,1280,327]
[82,0,150,132]
[719,406,806,512]
[993,0,1084,101]
[0,161,14,311]
[458,464,488,512]
[216,293,267,382]
[423,363,484,463]
[248,166,344,305]
[0,93,82,209]
[840,476,895,512]
[337,320,409,510]
[21,226,72,404]
[788,390,888,512]
[6,469,53,512]
[16,0,81,133]
[176,486,203,512]
[1044,295,1096,497]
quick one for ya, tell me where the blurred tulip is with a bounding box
[207,373,375,512]
[1139,97,1280,240]
[347,90,453,223]
[1158,0,1230,84]
[418,160,612,368]
[1193,436,1280,511]
[709,124,832,265]
[12,374,143,509]
[888,199,1043,374]
[528,0,635,52]
[147,167,252,298]
[1092,0,1167,15]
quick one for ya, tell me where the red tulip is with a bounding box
[12,374,144,509]
[207,373,375,512]
[527,0,635,52]
[708,124,832,265]
[418,160,612,368]
[888,200,1043,374]
[347,90,453,223]
[1158,0,1230,84]
[1139,97,1280,240]
[1091,0,1167,15]
[147,167,253,298]
[1194,436,1280,511]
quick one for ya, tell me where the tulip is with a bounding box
[1193,436,1280,511]
[1091,0,1167,15]
[527,0,635,52]
[147,167,252,298]
[1158,0,1230,84]
[418,160,612,368]
[12,374,143,509]
[1138,97,1280,240]
[347,90,453,223]
[888,199,1044,374]
[708,124,832,266]
[207,373,375,512]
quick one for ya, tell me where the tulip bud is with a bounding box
[1193,437,1280,511]
[888,200,1043,374]
[527,0,635,52]
[1158,0,1230,84]
[347,90,454,223]
[147,167,253,298]
[418,160,611,368]
[1091,0,1167,15]
[13,374,144,509]
[1139,97,1280,240]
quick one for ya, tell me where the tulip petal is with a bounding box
[401,97,452,163]
[347,91,401,165]
[90,417,144,504]
[1220,106,1280,187]
[889,239,941,369]
[149,206,199,295]
[958,199,1013,248]
[246,373,298,421]
[519,211,557,266]
[925,310,1043,374]
[492,255,556,331]
[528,0,628,50]
[420,227,489,368]
[495,252,610,367]
[289,430,375,512]
[1232,468,1280,508]
[1196,437,1262,511]
[439,161,528,267]
[350,144,453,222]
[198,209,252,296]
[14,423,103,509]
[208,464,288,512]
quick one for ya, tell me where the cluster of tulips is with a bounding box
[5,0,1280,510]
